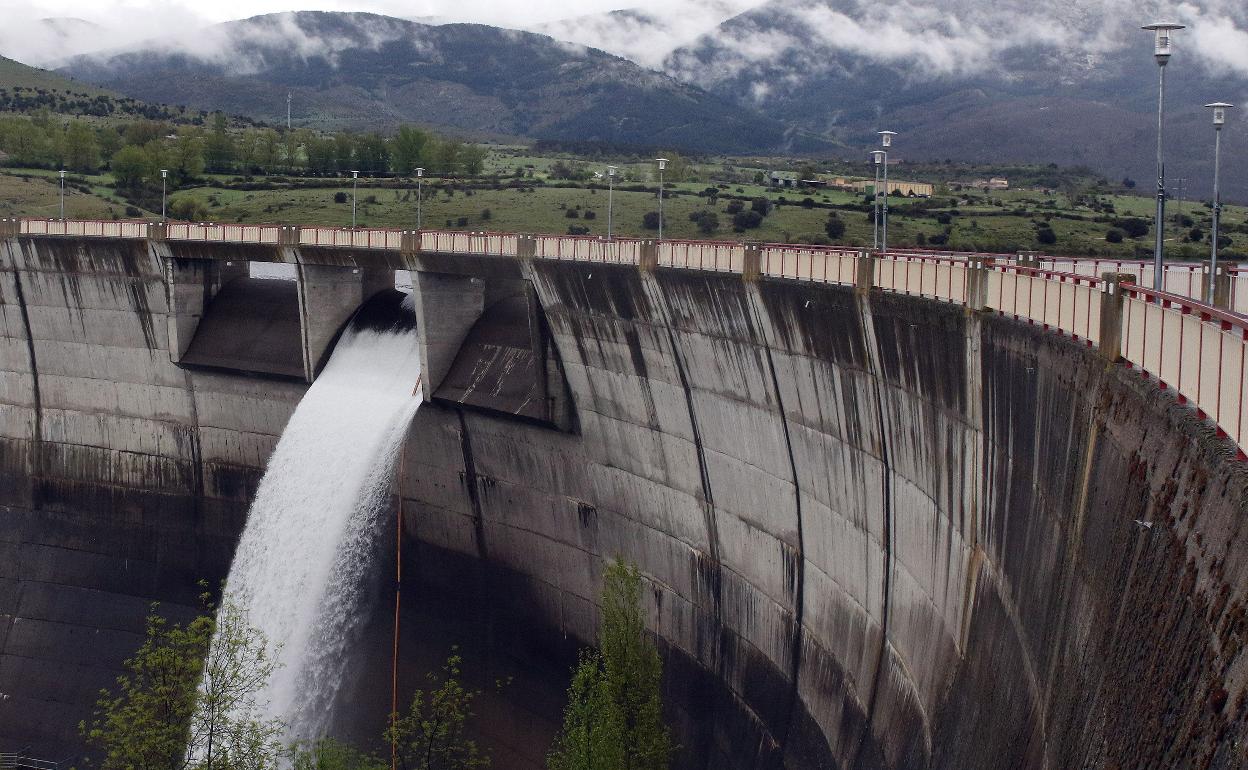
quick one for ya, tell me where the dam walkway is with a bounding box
[4,216,1247,457]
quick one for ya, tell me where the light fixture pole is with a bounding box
[1143,22,1184,297]
[351,170,359,228]
[414,167,424,230]
[160,169,168,222]
[58,169,66,220]
[871,151,884,249]
[1206,102,1234,303]
[879,131,896,252]
[655,157,668,240]
[607,165,617,240]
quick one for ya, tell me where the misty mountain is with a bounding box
[58,11,792,154]
[665,0,1248,199]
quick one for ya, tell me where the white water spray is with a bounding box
[212,297,422,742]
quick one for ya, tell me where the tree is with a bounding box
[170,129,206,183]
[732,210,763,230]
[642,211,660,230]
[1106,228,1126,244]
[392,125,430,175]
[385,648,492,770]
[460,145,487,177]
[1036,226,1057,245]
[82,594,283,770]
[289,739,386,770]
[825,213,845,240]
[62,121,100,172]
[110,145,150,191]
[1116,217,1150,238]
[204,114,236,173]
[548,560,673,770]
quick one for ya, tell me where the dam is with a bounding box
[2,218,1247,768]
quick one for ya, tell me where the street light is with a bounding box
[414,167,424,230]
[351,170,359,228]
[1206,102,1234,303]
[870,151,885,249]
[160,169,168,222]
[1142,21,1185,297]
[878,131,897,252]
[607,165,617,241]
[655,158,668,240]
[58,169,66,220]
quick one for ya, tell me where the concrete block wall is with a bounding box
[399,260,1248,769]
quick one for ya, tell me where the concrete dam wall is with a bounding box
[2,235,1247,768]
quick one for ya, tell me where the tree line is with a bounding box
[0,113,489,186]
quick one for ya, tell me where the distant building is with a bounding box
[850,179,934,197]
[769,171,799,188]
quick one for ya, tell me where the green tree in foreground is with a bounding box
[289,738,387,770]
[386,648,492,770]
[81,592,284,770]
[548,560,673,770]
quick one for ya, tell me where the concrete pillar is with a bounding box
[164,257,247,363]
[1097,272,1132,362]
[298,264,371,380]
[966,259,990,312]
[1016,251,1041,268]
[742,243,761,282]
[1203,267,1231,309]
[854,249,875,293]
[0,218,18,237]
[517,235,536,260]
[412,271,485,400]
[401,230,421,255]
[639,240,658,272]
[149,222,168,241]
[279,225,301,246]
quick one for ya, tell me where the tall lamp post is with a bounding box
[871,151,884,249]
[655,157,668,240]
[414,167,424,230]
[1206,102,1234,303]
[1142,22,1184,297]
[351,170,359,228]
[160,169,168,222]
[58,169,66,220]
[879,131,896,252]
[607,165,617,240]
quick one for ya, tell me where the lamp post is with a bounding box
[655,158,668,240]
[58,169,66,220]
[414,167,424,230]
[871,151,885,249]
[1142,22,1184,297]
[879,131,896,252]
[1206,102,1234,303]
[160,169,167,222]
[351,170,359,228]
[607,165,617,240]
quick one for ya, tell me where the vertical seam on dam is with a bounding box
[851,296,895,768]
[456,409,489,561]
[11,267,43,483]
[761,340,807,757]
[664,325,723,604]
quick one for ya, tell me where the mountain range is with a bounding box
[13,2,1248,199]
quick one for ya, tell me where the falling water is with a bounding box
[212,293,422,742]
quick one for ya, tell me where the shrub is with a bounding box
[642,211,660,230]
[481,208,491,220]
[567,224,590,235]
[565,208,580,219]
[456,216,469,227]
[725,200,745,215]
[333,191,348,204]
[583,210,596,220]
[690,210,719,234]
[936,213,953,225]
[801,197,815,209]
[1037,227,1057,245]
[750,197,770,216]
[825,213,846,240]
[732,210,763,230]
[1189,227,1204,242]
[1115,217,1150,238]
[1106,228,1126,244]
[124,205,142,218]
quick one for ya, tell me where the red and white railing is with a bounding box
[760,245,859,284]
[300,226,403,249]
[658,239,744,273]
[167,222,283,244]
[988,264,1103,346]
[875,253,974,305]
[1120,284,1248,454]
[20,218,150,238]
[532,235,641,264]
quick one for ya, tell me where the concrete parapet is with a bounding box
[0,218,18,237]
[1204,267,1231,309]
[1016,250,1041,268]
[149,222,168,241]
[400,230,420,255]
[278,225,301,246]
[743,243,761,281]
[1098,272,1132,361]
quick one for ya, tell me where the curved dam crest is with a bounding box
[0,234,1246,768]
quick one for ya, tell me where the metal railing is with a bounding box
[760,245,859,284]
[987,264,1103,346]
[532,234,640,264]
[875,253,973,305]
